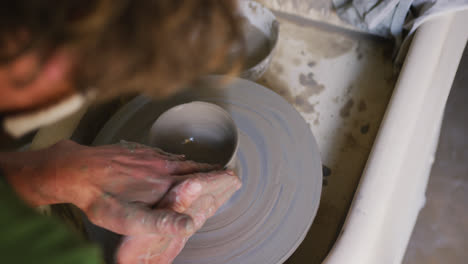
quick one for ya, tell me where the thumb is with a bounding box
[157,178,203,213]
[86,194,194,236]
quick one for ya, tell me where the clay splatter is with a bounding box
[346,85,353,95]
[345,132,357,148]
[297,83,323,113]
[259,75,321,114]
[307,61,316,67]
[292,57,301,66]
[352,119,359,128]
[323,178,328,186]
[358,100,367,112]
[322,178,328,186]
[294,96,307,106]
[258,78,294,104]
[299,73,325,97]
[314,112,320,125]
[294,97,316,113]
[340,99,354,118]
[300,73,318,87]
[325,38,355,59]
[355,41,364,60]
[322,165,332,177]
[360,124,370,134]
[333,96,340,103]
[272,63,284,74]
[258,78,295,107]
[322,164,331,186]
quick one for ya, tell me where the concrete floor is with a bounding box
[402,45,468,264]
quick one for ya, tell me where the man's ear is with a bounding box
[0,49,74,113]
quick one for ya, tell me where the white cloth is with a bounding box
[333,0,468,41]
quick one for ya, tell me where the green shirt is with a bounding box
[0,173,103,264]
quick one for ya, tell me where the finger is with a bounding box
[117,234,186,264]
[175,170,241,196]
[184,177,241,230]
[118,140,186,161]
[184,195,216,229]
[116,174,241,263]
[110,152,218,176]
[157,178,203,213]
[168,171,241,231]
[86,194,194,236]
[165,159,221,175]
[212,177,242,209]
[117,140,147,151]
[113,181,172,205]
[151,147,186,161]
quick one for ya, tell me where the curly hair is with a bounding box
[0,0,244,101]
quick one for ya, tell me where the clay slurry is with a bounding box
[176,133,236,166]
[149,102,238,168]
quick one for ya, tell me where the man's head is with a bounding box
[0,0,243,113]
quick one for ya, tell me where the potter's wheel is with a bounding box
[93,76,322,264]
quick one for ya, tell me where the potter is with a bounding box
[0,1,244,264]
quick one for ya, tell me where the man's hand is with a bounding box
[117,173,241,264]
[0,140,241,239]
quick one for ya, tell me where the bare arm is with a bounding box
[0,140,241,238]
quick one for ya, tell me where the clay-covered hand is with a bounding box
[116,171,242,264]
[1,139,229,237]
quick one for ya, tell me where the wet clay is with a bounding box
[340,99,354,118]
[150,102,238,167]
[92,76,322,264]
